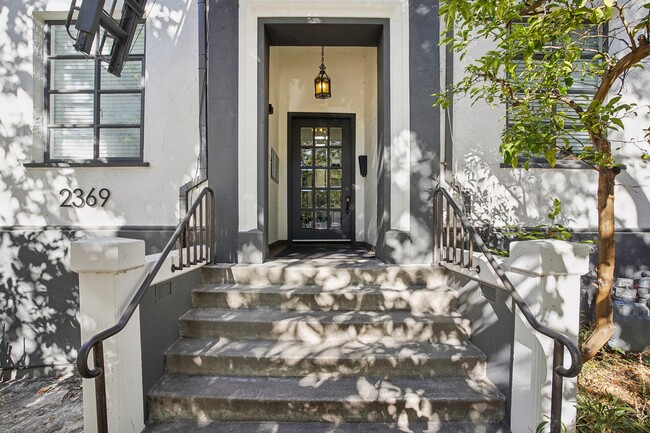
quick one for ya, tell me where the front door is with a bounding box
[289,115,354,241]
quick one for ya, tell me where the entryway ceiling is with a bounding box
[265,23,383,46]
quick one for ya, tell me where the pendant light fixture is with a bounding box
[314,46,331,99]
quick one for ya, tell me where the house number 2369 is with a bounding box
[59,188,111,208]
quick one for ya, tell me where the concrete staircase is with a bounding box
[143,261,507,432]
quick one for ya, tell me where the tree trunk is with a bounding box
[581,167,617,362]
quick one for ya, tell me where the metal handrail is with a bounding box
[433,186,582,433]
[76,187,215,433]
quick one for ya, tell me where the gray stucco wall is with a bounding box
[139,267,202,415]
[408,1,441,263]
[207,0,239,263]
[446,272,515,426]
[0,227,172,378]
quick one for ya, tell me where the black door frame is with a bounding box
[287,112,356,243]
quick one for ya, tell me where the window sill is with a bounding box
[499,158,593,170]
[24,161,150,168]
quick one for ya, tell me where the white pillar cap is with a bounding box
[71,237,145,273]
[509,239,590,277]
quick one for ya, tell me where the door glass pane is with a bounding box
[330,190,342,209]
[314,127,328,147]
[330,148,341,167]
[331,211,341,229]
[301,190,312,208]
[315,211,328,230]
[315,169,327,187]
[315,190,327,208]
[330,169,342,187]
[301,128,313,146]
[330,127,342,146]
[301,211,314,228]
[315,149,327,166]
[301,169,313,188]
[301,148,313,167]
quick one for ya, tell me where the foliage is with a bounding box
[435,0,650,168]
[482,197,573,255]
[577,393,650,433]
[436,0,650,360]
[577,331,650,433]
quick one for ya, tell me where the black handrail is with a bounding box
[76,187,215,433]
[433,186,582,433]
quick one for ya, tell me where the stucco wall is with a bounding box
[0,0,201,372]
[268,46,378,244]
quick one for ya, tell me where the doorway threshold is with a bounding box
[270,242,375,260]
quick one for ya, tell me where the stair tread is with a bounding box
[181,308,466,323]
[191,283,457,313]
[167,337,486,362]
[143,420,508,433]
[149,374,505,403]
[194,283,448,293]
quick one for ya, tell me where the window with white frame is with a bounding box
[44,22,145,162]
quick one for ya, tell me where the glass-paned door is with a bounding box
[289,116,353,241]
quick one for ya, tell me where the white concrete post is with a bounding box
[507,240,590,433]
[71,237,147,433]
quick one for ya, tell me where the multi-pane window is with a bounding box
[299,126,344,231]
[45,22,145,162]
[507,23,604,154]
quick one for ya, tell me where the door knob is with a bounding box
[345,196,351,214]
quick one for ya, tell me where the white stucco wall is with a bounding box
[268,46,378,244]
[1,0,200,230]
[450,14,650,232]
[0,0,200,373]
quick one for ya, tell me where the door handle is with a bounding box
[345,196,351,215]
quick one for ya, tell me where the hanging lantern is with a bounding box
[314,46,331,99]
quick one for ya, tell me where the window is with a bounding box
[44,22,145,162]
[506,23,604,156]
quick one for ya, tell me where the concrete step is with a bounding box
[143,420,509,433]
[179,308,470,344]
[191,284,458,314]
[148,374,506,424]
[203,263,447,288]
[165,337,486,379]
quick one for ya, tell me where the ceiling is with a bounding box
[264,23,384,47]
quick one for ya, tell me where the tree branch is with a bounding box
[614,2,637,50]
[594,39,650,104]
[548,92,584,115]
[519,0,549,17]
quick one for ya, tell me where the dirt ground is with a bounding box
[0,371,83,433]
[579,348,650,427]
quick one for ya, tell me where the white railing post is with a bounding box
[71,237,146,433]
[507,240,590,433]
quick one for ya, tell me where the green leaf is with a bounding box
[564,76,574,88]
[610,117,625,130]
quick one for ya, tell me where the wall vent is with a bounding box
[155,281,173,302]
[480,283,497,304]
